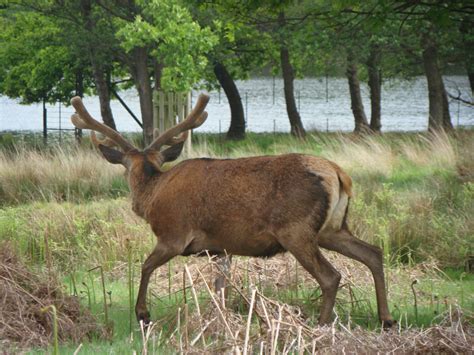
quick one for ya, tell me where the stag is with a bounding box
[70,94,394,328]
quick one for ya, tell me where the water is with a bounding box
[1,76,472,133]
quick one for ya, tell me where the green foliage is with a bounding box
[0,9,83,103]
[117,0,217,92]
[190,1,272,88]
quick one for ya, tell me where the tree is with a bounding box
[0,1,121,129]
[1,0,216,141]
[189,1,270,140]
[0,8,90,104]
[231,1,313,138]
[421,29,452,130]
[213,61,246,139]
[346,51,370,133]
[366,42,382,132]
[460,17,474,94]
[79,0,118,129]
[305,1,381,134]
[367,0,474,130]
[277,10,306,138]
[113,0,217,144]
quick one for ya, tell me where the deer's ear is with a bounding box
[161,141,185,163]
[98,144,124,165]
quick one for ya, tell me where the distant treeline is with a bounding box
[0,1,472,140]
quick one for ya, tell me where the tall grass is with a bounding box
[34,253,474,353]
[0,200,155,269]
[0,130,472,267]
[0,144,128,205]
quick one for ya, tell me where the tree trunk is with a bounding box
[346,54,370,133]
[153,60,164,91]
[460,18,474,95]
[366,45,382,132]
[213,61,245,140]
[421,34,452,131]
[278,12,305,138]
[75,70,84,97]
[130,47,154,145]
[468,73,474,96]
[92,64,117,130]
[81,0,117,130]
[75,70,84,141]
[280,46,306,138]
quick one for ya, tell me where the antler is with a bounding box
[145,93,210,151]
[90,131,119,148]
[70,96,136,152]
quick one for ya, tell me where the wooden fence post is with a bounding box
[153,91,192,153]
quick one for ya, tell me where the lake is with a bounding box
[1,76,472,133]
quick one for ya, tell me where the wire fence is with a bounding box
[1,76,473,144]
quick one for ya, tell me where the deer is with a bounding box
[70,93,394,329]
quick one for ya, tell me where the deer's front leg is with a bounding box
[136,244,176,324]
[214,254,232,297]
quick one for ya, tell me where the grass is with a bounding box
[0,145,128,204]
[0,129,473,352]
[0,200,155,270]
[1,130,472,267]
[22,254,474,353]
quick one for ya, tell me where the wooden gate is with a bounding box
[153,91,192,152]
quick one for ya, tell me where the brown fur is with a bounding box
[132,154,333,257]
[330,161,353,197]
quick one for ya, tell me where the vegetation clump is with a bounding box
[0,242,102,350]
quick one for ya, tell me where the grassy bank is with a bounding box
[0,130,473,352]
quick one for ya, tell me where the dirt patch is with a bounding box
[0,242,101,350]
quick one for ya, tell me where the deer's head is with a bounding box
[70,94,210,188]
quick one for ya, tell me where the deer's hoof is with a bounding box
[136,310,151,326]
[382,319,396,330]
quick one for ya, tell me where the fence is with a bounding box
[42,100,78,144]
[153,91,192,151]
[2,76,472,142]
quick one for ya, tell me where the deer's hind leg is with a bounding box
[277,231,341,325]
[319,229,394,328]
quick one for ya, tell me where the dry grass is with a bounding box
[401,133,454,169]
[319,130,461,179]
[0,145,124,204]
[2,242,469,352]
[323,135,396,177]
[126,253,474,354]
[455,130,474,183]
[0,130,468,205]
[0,242,101,350]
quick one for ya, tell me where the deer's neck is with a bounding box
[129,172,163,220]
